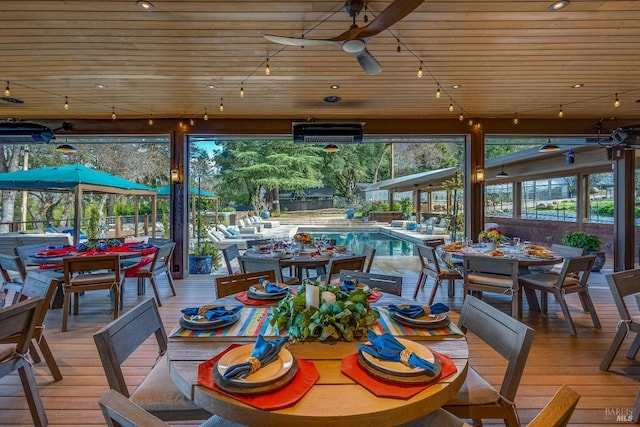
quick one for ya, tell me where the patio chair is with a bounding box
[93,298,212,422]
[0,297,48,427]
[443,295,535,427]
[600,268,640,370]
[362,244,376,273]
[146,237,174,246]
[222,244,241,275]
[61,254,123,332]
[423,237,446,248]
[462,254,521,318]
[215,270,276,298]
[322,255,367,285]
[131,242,177,307]
[339,270,403,296]
[0,270,62,381]
[238,255,298,285]
[414,245,462,303]
[0,254,27,306]
[14,243,49,268]
[528,385,580,427]
[520,255,600,336]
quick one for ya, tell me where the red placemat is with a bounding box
[341,350,457,399]
[197,344,320,410]
[235,289,297,306]
[367,290,383,303]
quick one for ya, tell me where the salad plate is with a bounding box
[390,312,451,330]
[361,338,435,376]
[178,310,240,331]
[247,283,289,300]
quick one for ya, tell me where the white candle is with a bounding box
[305,283,320,308]
[321,291,336,304]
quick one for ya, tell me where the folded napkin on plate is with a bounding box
[222,335,289,380]
[357,330,436,371]
[259,278,287,293]
[387,303,449,318]
[181,305,242,321]
[339,279,356,293]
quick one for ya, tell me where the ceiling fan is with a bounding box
[264,0,424,75]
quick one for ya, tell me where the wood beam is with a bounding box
[612,147,635,271]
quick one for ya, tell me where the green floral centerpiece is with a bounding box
[268,279,379,342]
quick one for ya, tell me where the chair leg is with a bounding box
[412,271,426,299]
[61,291,71,332]
[18,363,48,427]
[149,276,162,307]
[428,278,441,306]
[627,334,640,359]
[447,279,455,297]
[112,285,119,320]
[556,292,578,336]
[600,325,629,370]
[36,336,63,381]
[577,290,601,329]
[511,290,521,319]
[165,271,177,296]
[28,341,42,364]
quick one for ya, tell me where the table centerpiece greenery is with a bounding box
[268,279,379,342]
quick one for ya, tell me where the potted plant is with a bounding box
[188,210,221,274]
[562,231,606,272]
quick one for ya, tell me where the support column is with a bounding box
[464,126,485,241]
[513,182,522,218]
[612,147,635,271]
[171,130,188,279]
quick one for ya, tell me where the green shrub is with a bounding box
[562,231,601,252]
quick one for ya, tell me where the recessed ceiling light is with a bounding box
[571,83,584,88]
[549,0,569,11]
[330,84,340,90]
[451,84,462,89]
[136,1,154,11]
[206,84,215,89]
[95,84,105,89]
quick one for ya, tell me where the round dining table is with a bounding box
[167,292,469,427]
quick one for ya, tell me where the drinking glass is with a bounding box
[513,237,521,247]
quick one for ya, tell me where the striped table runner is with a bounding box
[170,306,463,338]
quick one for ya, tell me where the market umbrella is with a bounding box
[0,164,157,244]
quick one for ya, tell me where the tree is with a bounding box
[0,144,26,231]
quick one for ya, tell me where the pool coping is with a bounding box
[296,224,451,247]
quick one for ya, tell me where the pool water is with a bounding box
[306,231,416,257]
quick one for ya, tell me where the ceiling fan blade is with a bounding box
[355,48,382,75]
[357,0,424,39]
[264,34,339,48]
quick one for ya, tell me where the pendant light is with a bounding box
[323,144,339,153]
[56,139,77,153]
[496,165,509,178]
[539,138,560,152]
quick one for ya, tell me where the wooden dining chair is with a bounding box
[0,297,48,427]
[528,385,581,427]
[0,254,27,306]
[339,270,403,296]
[462,254,521,318]
[519,255,600,336]
[61,253,123,332]
[0,270,62,381]
[423,237,446,248]
[222,244,241,275]
[361,244,376,273]
[600,268,640,370]
[131,242,177,307]
[443,295,535,427]
[215,270,276,298]
[413,245,462,303]
[237,255,298,285]
[93,298,212,422]
[323,255,367,285]
[98,389,246,427]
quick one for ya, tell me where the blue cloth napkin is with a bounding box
[428,303,449,315]
[181,305,242,321]
[340,279,356,293]
[388,304,425,318]
[222,335,289,380]
[357,330,436,371]
[259,278,287,293]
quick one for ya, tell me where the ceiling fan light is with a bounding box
[323,144,339,153]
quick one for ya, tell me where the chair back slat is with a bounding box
[14,243,49,267]
[458,295,535,401]
[339,270,403,296]
[423,238,446,248]
[325,255,367,284]
[605,268,640,321]
[0,253,27,283]
[215,270,276,298]
[245,239,271,248]
[64,254,122,286]
[550,243,584,258]
[149,243,174,272]
[419,245,442,275]
[361,244,376,273]
[222,244,241,274]
[238,256,286,281]
[99,389,170,427]
[0,297,42,352]
[558,255,594,286]
[528,385,580,427]
[93,298,167,396]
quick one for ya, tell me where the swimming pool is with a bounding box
[300,228,417,256]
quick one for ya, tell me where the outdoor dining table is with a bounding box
[243,247,354,280]
[167,291,469,427]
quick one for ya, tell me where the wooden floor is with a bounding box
[1,256,639,426]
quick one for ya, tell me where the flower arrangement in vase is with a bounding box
[478,227,505,250]
[293,232,313,249]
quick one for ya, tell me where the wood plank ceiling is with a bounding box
[0,0,639,128]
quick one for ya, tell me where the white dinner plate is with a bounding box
[392,305,447,324]
[216,343,294,385]
[361,338,435,375]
